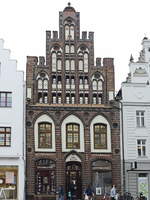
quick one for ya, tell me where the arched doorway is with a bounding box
[65,154,82,199]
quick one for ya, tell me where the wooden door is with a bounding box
[66,162,82,200]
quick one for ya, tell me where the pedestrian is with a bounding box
[110,185,116,200]
[58,185,64,200]
[84,184,94,200]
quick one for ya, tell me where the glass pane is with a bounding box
[38,79,43,89]
[70,26,74,40]
[65,45,69,53]
[65,25,69,40]
[70,45,75,53]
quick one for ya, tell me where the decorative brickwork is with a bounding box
[26,4,121,200]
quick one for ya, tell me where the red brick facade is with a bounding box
[26,4,121,200]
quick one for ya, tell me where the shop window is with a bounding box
[38,123,52,148]
[35,159,56,195]
[0,167,18,199]
[94,124,107,149]
[0,92,12,107]
[92,160,112,196]
[66,123,80,149]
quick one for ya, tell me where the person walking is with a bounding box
[84,184,94,200]
[110,185,116,200]
[58,186,64,200]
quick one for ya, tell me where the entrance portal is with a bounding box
[66,161,82,200]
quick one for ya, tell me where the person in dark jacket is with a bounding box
[84,185,94,200]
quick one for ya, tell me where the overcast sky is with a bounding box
[0,0,150,91]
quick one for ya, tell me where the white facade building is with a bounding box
[0,39,25,200]
[120,37,150,199]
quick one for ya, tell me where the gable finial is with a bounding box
[68,2,71,6]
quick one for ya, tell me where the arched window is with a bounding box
[84,53,88,72]
[52,52,56,72]
[35,159,56,194]
[65,45,69,53]
[85,94,88,104]
[93,80,97,90]
[38,79,42,89]
[79,94,83,104]
[57,59,62,71]
[66,123,80,149]
[71,60,75,71]
[66,60,70,70]
[79,60,83,71]
[98,80,102,90]
[70,25,74,40]
[37,74,48,104]
[70,45,75,53]
[65,25,70,40]
[94,124,107,149]
[43,79,48,90]
[38,123,52,148]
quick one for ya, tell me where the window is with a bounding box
[66,123,80,149]
[94,124,107,149]
[65,60,70,71]
[0,127,11,146]
[35,159,56,195]
[52,52,56,72]
[65,45,75,53]
[79,60,83,71]
[0,92,12,107]
[92,160,112,195]
[71,60,75,71]
[70,45,75,53]
[65,24,74,40]
[57,59,62,71]
[84,53,88,72]
[136,111,145,127]
[38,123,52,148]
[65,25,70,40]
[65,45,70,53]
[137,139,146,157]
[37,77,48,104]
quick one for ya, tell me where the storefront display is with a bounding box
[0,166,17,199]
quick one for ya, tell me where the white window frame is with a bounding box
[136,111,145,127]
[137,139,146,157]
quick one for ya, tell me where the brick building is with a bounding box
[26,3,121,200]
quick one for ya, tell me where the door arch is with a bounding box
[66,161,82,199]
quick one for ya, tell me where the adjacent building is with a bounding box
[26,4,121,200]
[119,38,150,199]
[0,39,25,199]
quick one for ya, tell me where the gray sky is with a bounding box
[0,0,150,91]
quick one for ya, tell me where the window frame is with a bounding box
[0,92,12,107]
[136,111,145,127]
[137,139,146,157]
[66,123,80,149]
[93,123,107,149]
[0,127,11,147]
[38,122,52,149]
